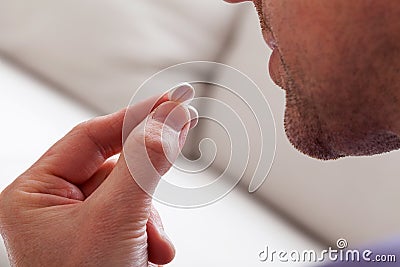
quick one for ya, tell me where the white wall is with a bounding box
[0,59,322,266]
[202,3,400,247]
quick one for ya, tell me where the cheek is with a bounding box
[267,1,342,91]
[267,0,400,157]
[267,1,381,126]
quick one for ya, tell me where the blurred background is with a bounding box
[1,0,400,266]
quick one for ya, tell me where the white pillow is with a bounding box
[0,0,238,112]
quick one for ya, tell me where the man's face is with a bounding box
[228,0,400,159]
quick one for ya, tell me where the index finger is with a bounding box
[34,93,168,185]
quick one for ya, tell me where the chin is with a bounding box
[284,104,400,160]
[327,130,400,157]
[284,105,343,160]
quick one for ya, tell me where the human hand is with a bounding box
[0,84,198,267]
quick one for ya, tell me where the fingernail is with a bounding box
[151,94,169,112]
[188,105,199,129]
[168,83,195,103]
[152,102,190,132]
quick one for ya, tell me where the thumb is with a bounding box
[87,100,192,221]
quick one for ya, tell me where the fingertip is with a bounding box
[148,233,176,265]
[188,105,199,129]
[147,208,176,265]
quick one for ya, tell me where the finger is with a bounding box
[86,99,193,225]
[78,102,200,199]
[147,206,175,265]
[188,105,199,129]
[34,93,169,185]
[79,159,117,198]
[168,82,195,103]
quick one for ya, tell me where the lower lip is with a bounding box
[262,29,277,51]
[262,30,285,90]
[268,50,285,90]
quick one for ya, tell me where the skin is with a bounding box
[1,1,400,266]
[0,93,197,267]
[229,0,400,159]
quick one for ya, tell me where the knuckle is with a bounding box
[72,119,91,135]
[131,121,172,157]
[145,127,169,156]
[129,121,174,175]
[0,189,7,215]
[71,119,110,158]
[144,124,175,175]
[0,182,17,224]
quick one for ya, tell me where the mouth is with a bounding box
[262,29,277,50]
[252,0,283,91]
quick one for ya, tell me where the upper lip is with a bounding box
[254,0,277,50]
